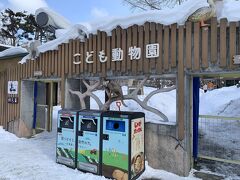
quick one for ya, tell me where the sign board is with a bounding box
[8,81,18,95]
[7,97,18,104]
[233,55,240,64]
[73,43,160,65]
[34,71,43,77]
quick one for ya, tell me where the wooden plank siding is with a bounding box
[210,17,218,64]
[186,21,192,69]
[177,26,185,141]
[101,32,107,77]
[150,23,157,71]
[156,24,163,74]
[193,23,200,71]
[127,27,132,72]
[229,22,237,69]
[144,22,150,74]
[138,26,144,74]
[132,25,138,75]
[201,28,209,68]
[171,24,177,68]
[220,18,228,68]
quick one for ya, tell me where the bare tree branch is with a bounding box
[69,80,102,109]
[122,0,185,11]
[69,78,173,122]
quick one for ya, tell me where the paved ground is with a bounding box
[194,159,240,180]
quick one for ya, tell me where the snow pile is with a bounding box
[217,97,240,117]
[218,0,240,22]
[140,162,199,180]
[199,85,240,116]
[0,127,18,142]
[0,47,27,58]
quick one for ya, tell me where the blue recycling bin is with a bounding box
[101,111,145,180]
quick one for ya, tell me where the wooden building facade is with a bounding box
[1,17,240,136]
[0,17,240,175]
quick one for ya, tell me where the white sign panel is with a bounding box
[233,55,240,64]
[8,81,18,95]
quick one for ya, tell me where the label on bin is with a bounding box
[78,162,97,173]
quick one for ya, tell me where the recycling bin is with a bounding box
[56,109,80,168]
[101,111,145,180]
[77,110,102,174]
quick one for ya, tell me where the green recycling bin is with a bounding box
[56,109,80,168]
[77,110,102,174]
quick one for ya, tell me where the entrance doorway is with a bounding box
[20,80,60,136]
[34,81,60,133]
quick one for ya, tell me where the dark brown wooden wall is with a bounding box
[0,66,20,129]
[12,18,240,82]
[1,18,240,140]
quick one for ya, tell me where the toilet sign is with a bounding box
[8,81,18,95]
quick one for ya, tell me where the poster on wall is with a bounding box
[131,117,144,179]
[8,81,18,95]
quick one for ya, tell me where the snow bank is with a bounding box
[199,85,240,116]
[140,162,199,180]
[0,47,27,58]
[218,0,240,21]
[0,126,18,142]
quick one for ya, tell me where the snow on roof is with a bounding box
[20,0,240,63]
[37,24,87,53]
[86,0,208,34]
[35,7,72,29]
[0,47,27,58]
[218,0,240,22]
[0,43,13,48]
[19,24,87,64]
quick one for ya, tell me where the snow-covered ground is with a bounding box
[0,106,197,180]
[199,85,240,117]
[0,85,239,179]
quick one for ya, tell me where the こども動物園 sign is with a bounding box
[73,43,160,64]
